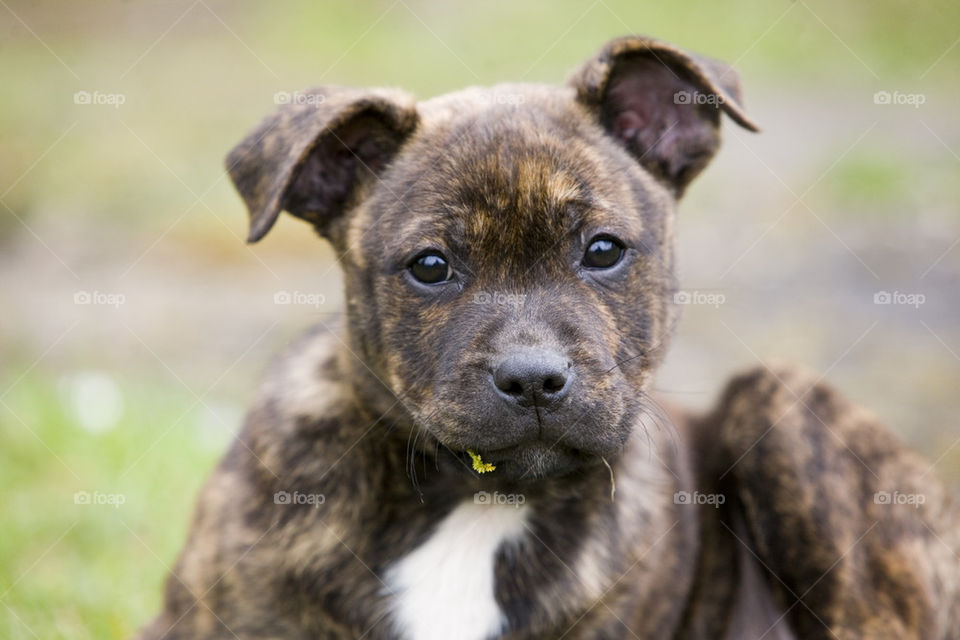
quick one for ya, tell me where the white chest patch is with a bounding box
[384,500,529,640]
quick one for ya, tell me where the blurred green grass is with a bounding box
[821,151,960,218]
[2,0,959,637]
[1,373,225,638]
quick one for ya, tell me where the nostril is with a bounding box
[542,374,567,394]
[503,380,524,396]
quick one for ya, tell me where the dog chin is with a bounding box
[496,442,590,480]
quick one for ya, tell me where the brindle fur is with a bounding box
[135,36,960,639]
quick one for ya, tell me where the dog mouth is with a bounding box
[449,441,592,481]
[422,397,635,482]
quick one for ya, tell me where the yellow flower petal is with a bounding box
[467,449,496,473]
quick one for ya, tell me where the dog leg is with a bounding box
[708,365,960,640]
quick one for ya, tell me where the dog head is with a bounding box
[227,36,757,481]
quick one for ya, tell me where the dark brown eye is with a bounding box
[409,252,452,284]
[583,236,624,269]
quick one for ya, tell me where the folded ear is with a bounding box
[569,35,760,196]
[226,87,419,243]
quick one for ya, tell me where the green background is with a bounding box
[2,1,958,637]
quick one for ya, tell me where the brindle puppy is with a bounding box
[135,36,960,640]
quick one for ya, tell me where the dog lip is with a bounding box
[459,439,576,464]
[460,436,541,459]
[454,444,516,464]
[472,445,518,462]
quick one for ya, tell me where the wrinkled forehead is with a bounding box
[356,106,670,273]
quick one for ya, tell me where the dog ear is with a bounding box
[569,35,760,196]
[226,87,419,243]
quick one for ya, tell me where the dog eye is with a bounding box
[409,252,453,284]
[583,236,625,269]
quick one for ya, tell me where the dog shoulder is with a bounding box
[252,322,347,423]
[706,363,960,639]
[141,324,381,638]
[238,321,384,501]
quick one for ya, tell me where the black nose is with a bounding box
[492,349,572,408]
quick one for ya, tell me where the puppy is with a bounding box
[135,35,960,639]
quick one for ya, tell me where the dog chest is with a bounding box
[384,500,530,640]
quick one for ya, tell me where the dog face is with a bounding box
[345,98,680,481]
[227,36,757,480]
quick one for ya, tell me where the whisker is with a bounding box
[604,350,647,375]
[407,424,423,502]
[600,456,616,502]
[637,395,680,454]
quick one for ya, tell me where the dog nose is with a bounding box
[492,349,572,408]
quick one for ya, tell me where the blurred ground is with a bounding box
[1,1,959,637]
